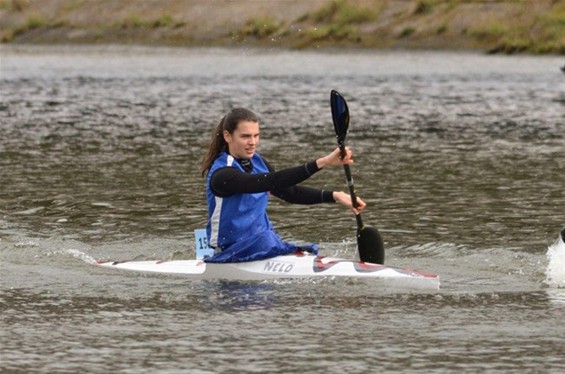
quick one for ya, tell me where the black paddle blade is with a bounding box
[330,90,349,145]
[357,226,385,264]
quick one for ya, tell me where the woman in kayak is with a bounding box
[201,107,366,263]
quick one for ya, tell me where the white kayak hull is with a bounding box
[96,252,440,291]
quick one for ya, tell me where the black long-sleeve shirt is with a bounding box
[210,157,335,205]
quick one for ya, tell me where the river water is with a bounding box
[1,45,564,373]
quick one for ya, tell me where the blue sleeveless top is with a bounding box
[205,151,317,263]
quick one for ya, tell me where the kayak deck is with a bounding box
[96,252,440,291]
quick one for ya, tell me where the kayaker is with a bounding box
[201,107,367,263]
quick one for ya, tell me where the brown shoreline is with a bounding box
[1,0,564,54]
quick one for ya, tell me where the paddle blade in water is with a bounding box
[330,90,349,145]
[357,226,385,264]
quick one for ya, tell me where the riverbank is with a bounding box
[0,0,564,54]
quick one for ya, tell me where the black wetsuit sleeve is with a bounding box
[210,159,335,204]
[271,184,335,205]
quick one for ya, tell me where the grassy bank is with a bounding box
[1,0,564,54]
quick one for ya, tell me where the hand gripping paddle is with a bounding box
[330,90,385,264]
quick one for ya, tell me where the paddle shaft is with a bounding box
[338,143,364,230]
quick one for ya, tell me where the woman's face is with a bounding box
[223,120,260,159]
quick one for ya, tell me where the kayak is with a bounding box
[96,251,440,291]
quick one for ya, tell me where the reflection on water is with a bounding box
[1,45,564,372]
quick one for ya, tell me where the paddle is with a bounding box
[330,90,385,264]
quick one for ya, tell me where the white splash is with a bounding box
[545,229,565,288]
[48,248,97,265]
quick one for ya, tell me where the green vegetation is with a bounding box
[468,3,565,54]
[436,23,448,35]
[399,27,416,38]
[238,17,282,38]
[152,14,175,28]
[62,0,87,12]
[2,14,52,42]
[413,0,436,15]
[0,0,562,54]
[469,21,509,42]
[304,24,358,42]
[294,0,376,47]
[309,0,377,25]
[538,6,565,47]
[0,0,28,11]
[23,15,46,29]
[119,14,146,29]
[12,15,47,36]
[119,14,181,29]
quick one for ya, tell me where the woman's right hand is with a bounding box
[333,191,366,215]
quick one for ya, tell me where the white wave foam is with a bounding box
[545,230,565,288]
[48,248,97,265]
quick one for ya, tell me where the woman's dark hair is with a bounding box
[201,107,260,177]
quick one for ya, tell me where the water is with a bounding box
[1,45,564,373]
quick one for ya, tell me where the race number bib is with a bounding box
[194,228,214,260]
